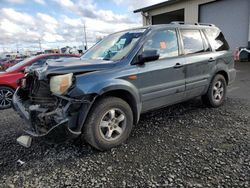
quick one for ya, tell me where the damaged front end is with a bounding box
[13,67,95,144]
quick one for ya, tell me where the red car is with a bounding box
[0,53,80,109]
[1,58,24,70]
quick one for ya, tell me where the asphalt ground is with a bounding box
[228,62,250,100]
[0,62,250,187]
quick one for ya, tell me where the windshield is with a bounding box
[81,29,145,61]
[5,56,35,72]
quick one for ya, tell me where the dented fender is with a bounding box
[70,76,142,124]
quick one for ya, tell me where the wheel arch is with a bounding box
[215,70,229,85]
[95,89,140,125]
[0,85,16,91]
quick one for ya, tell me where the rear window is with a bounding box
[180,30,204,55]
[204,28,229,51]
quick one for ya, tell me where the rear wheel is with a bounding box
[202,74,227,107]
[83,97,133,151]
[0,86,14,110]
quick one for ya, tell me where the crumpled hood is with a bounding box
[44,58,116,76]
[31,58,117,80]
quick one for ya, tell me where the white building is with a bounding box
[134,0,250,53]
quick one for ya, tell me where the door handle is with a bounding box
[208,57,215,62]
[173,63,183,68]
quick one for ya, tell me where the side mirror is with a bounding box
[137,50,160,64]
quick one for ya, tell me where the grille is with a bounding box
[27,75,57,106]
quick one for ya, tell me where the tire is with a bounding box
[83,97,133,151]
[0,86,15,110]
[202,74,227,107]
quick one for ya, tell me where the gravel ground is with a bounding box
[0,97,250,187]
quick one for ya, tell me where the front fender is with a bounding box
[72,67,142,123]
[89,78,142,117]
[89,79,140,100]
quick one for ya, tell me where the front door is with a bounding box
[137,28,186,112]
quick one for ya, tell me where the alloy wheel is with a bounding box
[0,89,14,109]
[99,108,126,141]
[213,80,224,102]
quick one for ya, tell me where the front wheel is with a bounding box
[83,97,133,151]
[202,74,227,107]
[0,86,15,110]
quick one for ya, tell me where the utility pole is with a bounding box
[16,42,19,53]
[84,23,88,50]
[39,38,42,52]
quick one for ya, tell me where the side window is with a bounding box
[61,56,77,58]
[180,29,204,55]
[47,56,60,60]
[205,28,229,51]
[32,58,47,66]
[47,56,74,60]
[62,56,73,58]
[201,30,211,52]
[143,29,179,59]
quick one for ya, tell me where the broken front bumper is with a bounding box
[13,87,92,143]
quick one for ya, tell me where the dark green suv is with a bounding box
[13,22,236,150]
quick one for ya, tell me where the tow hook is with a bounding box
[17,135,32,148]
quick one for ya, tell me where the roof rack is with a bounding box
[170,21,215,27]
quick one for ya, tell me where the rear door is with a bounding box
[137,28,186,112]
[179,29,214,98]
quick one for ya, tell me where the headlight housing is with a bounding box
[50,73,73,95]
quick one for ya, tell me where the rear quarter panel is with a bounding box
[209,51,235,86]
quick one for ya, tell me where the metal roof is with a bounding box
[134,0,185,13]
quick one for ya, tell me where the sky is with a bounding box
[0,0,166,52]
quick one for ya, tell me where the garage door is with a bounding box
[199,0,249,51]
